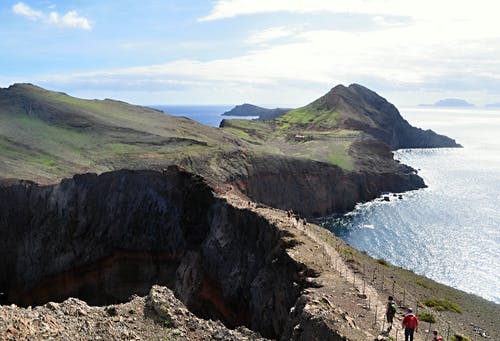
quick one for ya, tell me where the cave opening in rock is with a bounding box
[0,169,304,338]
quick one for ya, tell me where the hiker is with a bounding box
[432,330,444,341]
[386,295,397,331]
[402,308,418,341]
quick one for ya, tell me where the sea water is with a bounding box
[319,108,500,303]
[151,105,258,127]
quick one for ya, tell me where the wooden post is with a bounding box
[392,281,395,296]
[403,288,406,307]
[374,305,378,325]
[425,322,432,341]
[396,329,399,341]
[446,322,451,341]
[353,273,356,288]
[363,279,366,294]
[382,275,385,290]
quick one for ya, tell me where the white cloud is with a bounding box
[12,2,92,30]
[38,12,500,106]
[12,1,499,106]
[245,26,295,44]
[199,0,498,24]
[49,11,92,30]
[13,2,42,20]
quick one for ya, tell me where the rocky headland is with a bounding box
[222,103,292,120]
[1,83,493,341]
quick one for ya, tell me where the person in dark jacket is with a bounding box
[402,308,418,341]
[432,330,444,341]
[386,295,396,331]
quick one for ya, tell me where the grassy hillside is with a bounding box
[1,83,383,182]
[0,84,246,183]
[0,83,427,188]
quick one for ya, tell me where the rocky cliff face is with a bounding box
[0,169,309,339]
[230,145,424,218]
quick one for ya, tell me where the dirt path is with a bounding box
[224,192,450,340]
[301,222,427,341]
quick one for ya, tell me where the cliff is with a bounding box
[0,83,459,218]
[1,170,495,341]
[0,169,373,340]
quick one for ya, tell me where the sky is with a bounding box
[1,0,500,107]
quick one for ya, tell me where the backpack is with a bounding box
[388,302,397,314]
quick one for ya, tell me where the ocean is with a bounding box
[153,105,500,303]
[319,108,500,303]
[151,105,257,127]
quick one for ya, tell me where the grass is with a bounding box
[421,299,462,313]
[0,84,253,182]
[450,335,471,341]
[416,279,434,290]
[376,258,389,266]
[417,312,437,323]
[326,141,354,170]
[276,104,339,129]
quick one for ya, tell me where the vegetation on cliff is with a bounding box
[0,82,457,217]
[0,83,494,341]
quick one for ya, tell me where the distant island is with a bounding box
[419,98,475,107]
[222,103,292,120]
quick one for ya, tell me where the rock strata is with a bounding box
[0,169,307,338]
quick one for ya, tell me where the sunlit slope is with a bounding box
[0,83,244,182]
[221,84,460,171]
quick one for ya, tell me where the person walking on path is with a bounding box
[386,295,397,331]
[402,308,418,341]
[432,330,444,341]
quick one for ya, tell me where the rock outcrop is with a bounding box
[0,285,269,341]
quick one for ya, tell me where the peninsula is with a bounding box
[1,83,493,341]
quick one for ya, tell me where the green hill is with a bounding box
[0,83,246,183]
[0,82,457,217]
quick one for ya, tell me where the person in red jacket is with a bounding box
[402,308,419,341]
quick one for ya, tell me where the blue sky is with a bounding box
[1,0,500,107]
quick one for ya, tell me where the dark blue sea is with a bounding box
[151,105,257,127]
[151,105,500,303]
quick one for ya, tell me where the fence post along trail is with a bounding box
[324,241,473,340]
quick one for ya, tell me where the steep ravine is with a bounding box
[0,168,310,339]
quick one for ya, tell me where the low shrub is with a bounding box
[421,298,462,313]
[376,258,389,266]
[417,312,436,323]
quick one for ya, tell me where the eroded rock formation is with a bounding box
[0,168,308,338]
